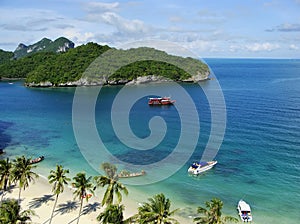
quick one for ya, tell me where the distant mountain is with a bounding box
[13,37,74,59]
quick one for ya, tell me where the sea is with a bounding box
[1,58,300,223]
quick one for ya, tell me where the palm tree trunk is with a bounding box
[18,186,22,204]
[49,194,59,224]
[4,178,8,191]
[76,197,84,224]
[0,190,5,202]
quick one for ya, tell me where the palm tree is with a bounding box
[94,162,128,206]
[48,165,70,224]
[0,158,13,201]
[72,172,94,224]
[11,156,39,204]
[194,198,238,224]
[137,193,179,224]
[97,204,127,224]
[0,198,34,224]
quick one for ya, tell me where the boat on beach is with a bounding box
[237,199,253,222]
[148,97,175,105]
[187,161,217,175]
[29,156,44,164]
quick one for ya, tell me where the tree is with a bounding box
[97,204,128,224]
[72,172,94,224]
[194,198,238,224]
[0,198,34,224]
[0,158,12,201]
[48,165,70,224]
[11,156,38,204]
[94,162,128,206]
[137,193,179,224]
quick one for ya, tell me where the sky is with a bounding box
[0,0,299,58]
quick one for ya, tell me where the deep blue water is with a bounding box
[1,59,300,223]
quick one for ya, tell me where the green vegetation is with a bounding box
[48,165,70,224]
[0,158,238,223]
[0,52,57,79]
[0,158,12,196]
[11,156,39,204]
[0,49,14,64]
[97,204,127,224]
[84,47,209,85]
[0,199,34,224]
[0,39,209,85]
[72,172,95,224]
[194,198,239,224]
[26,42,110,85]
[94,162,128,206]
[111,47,208,82]
[135,193,179,224]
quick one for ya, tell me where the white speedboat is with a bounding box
[237,200,253,222]
[188,161,217,175]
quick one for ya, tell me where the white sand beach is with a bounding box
[2,175,131,224]
[2,175,190,224]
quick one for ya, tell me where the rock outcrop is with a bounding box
[13,37,74,59]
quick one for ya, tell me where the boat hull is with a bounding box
[148,97,175,105]
[237,200,253,222]
[188,161,217,175]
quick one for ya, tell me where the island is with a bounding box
[0,37,210,87]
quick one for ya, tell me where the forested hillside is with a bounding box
[0,40,209,86]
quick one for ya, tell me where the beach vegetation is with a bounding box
[48,165,70,224]
[0,198,34,224]
[135,193,179,224]
[97,204,131,224]
[72,172,95,224]
[11,156,39,204]
[94,162,128,206]
[0,158,13,201]
[193,198,238,224]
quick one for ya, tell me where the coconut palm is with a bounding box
[94,162,128,206]
[97,204,129,224]
[72,172,94,224]
[0,198,34,224]
[0,158,13,201]
[137,193,179,224]
[48,165,70,224]
[194,198,238,224]
[11,156,38,204]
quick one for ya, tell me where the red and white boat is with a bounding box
[148,97,175,105]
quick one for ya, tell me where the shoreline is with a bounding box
[2,171,192,224]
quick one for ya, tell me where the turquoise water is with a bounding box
[1,59,300,223]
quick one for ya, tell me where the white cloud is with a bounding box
[100,12,149,35]
[63,29,95,44]
[289,44,299,50]
[84,2,119,13]
[82,1,150,38]
[245,42,280,52]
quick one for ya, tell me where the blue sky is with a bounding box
[0,0,299,58]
